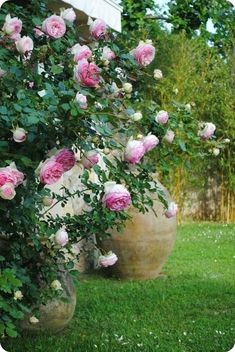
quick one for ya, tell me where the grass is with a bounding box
[4,223,235,352]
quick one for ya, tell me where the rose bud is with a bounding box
[131,111,143,122]
[122,82,133,93]
[81,150,99,169]
[60,8,76,23]
[12,127,27,143]
[198,122,216,140]
[154,69,163,80]
[165,202,178,218]
[42,197,54,207]
[75,93,88,110]
[55,228,69,247]
[155,110,169,124]
[163,130,175,144]
[98,251,118,267]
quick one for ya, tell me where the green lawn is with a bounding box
[4,223,235,352]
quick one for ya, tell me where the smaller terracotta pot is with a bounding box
[20,272,76,334]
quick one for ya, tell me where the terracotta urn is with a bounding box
[20,272,76,334]
[100,182,177,280]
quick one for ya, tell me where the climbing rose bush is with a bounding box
[0,0,217,338]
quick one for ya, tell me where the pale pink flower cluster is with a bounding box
[39,149,76,185]
[73,44,92,63]
[99,251,118,267]
[133,41,156,66]
[102,182,131,212]
[90,19,107,40]
[60,8,76,23]
[101,46,116,61]
[0,164,24,200]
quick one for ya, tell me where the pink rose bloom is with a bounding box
[73,45,92,62]
[60,8,76,23]
[124,140,145,164]
[90,19,107,40]
[133,42,156,66]
[0,68,6,78]
[198,122,216,140]
[74,59,100,87]
[39,158,64,185]
[102,182,131,212]
[55,229,69,247]
[165,202,178,218]
[55,149,76,172]
[142,134,159,152]
[99,251,118,267]
[102,46,116,61]
[164,130,175,144]
[0,169,17,187]
[34,27,45,38]
[16,36,34,57]
[155,110,169,124]
[0,183,16,200]
[75,93,88,110]
[9,168,24,187]
[81,150,99,169]
[2,14,22,40]
[42,15,66,39]
[12,127,27,143]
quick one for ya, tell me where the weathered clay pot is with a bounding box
[20,272,76,334]
[100,182,177,280]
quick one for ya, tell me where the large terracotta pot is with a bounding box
[20,272,76,334]
[100,182,177,280]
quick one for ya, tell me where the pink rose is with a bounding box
[165,202,178,218]
[60,8,76,23]
[0,165,24,189]
[133,42,155,66]
[2,14,22,40]
[55,149,76,172]
[102,182,131,212]
[124,140,145,164]
[12,127,27,143]
[0,183,16,200]
[16,36,34,57]
[55,229,69,247]
[198,122,216,140]
[90,19,107,40]
[155,110,169,124]
[164,130,175,144]
[0,68,6,78]
[33,27,45,38]
[73,45,92,62]
[39,158,64,185]
[74,59,100,87]
[101,46,116,61]
[81,151,99,169]
[42,15,66,39]
[99,251,118,267]
[75,93,88,110]
[10,168,24,187]
[0,168,16,187]
[142,134,159,152]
